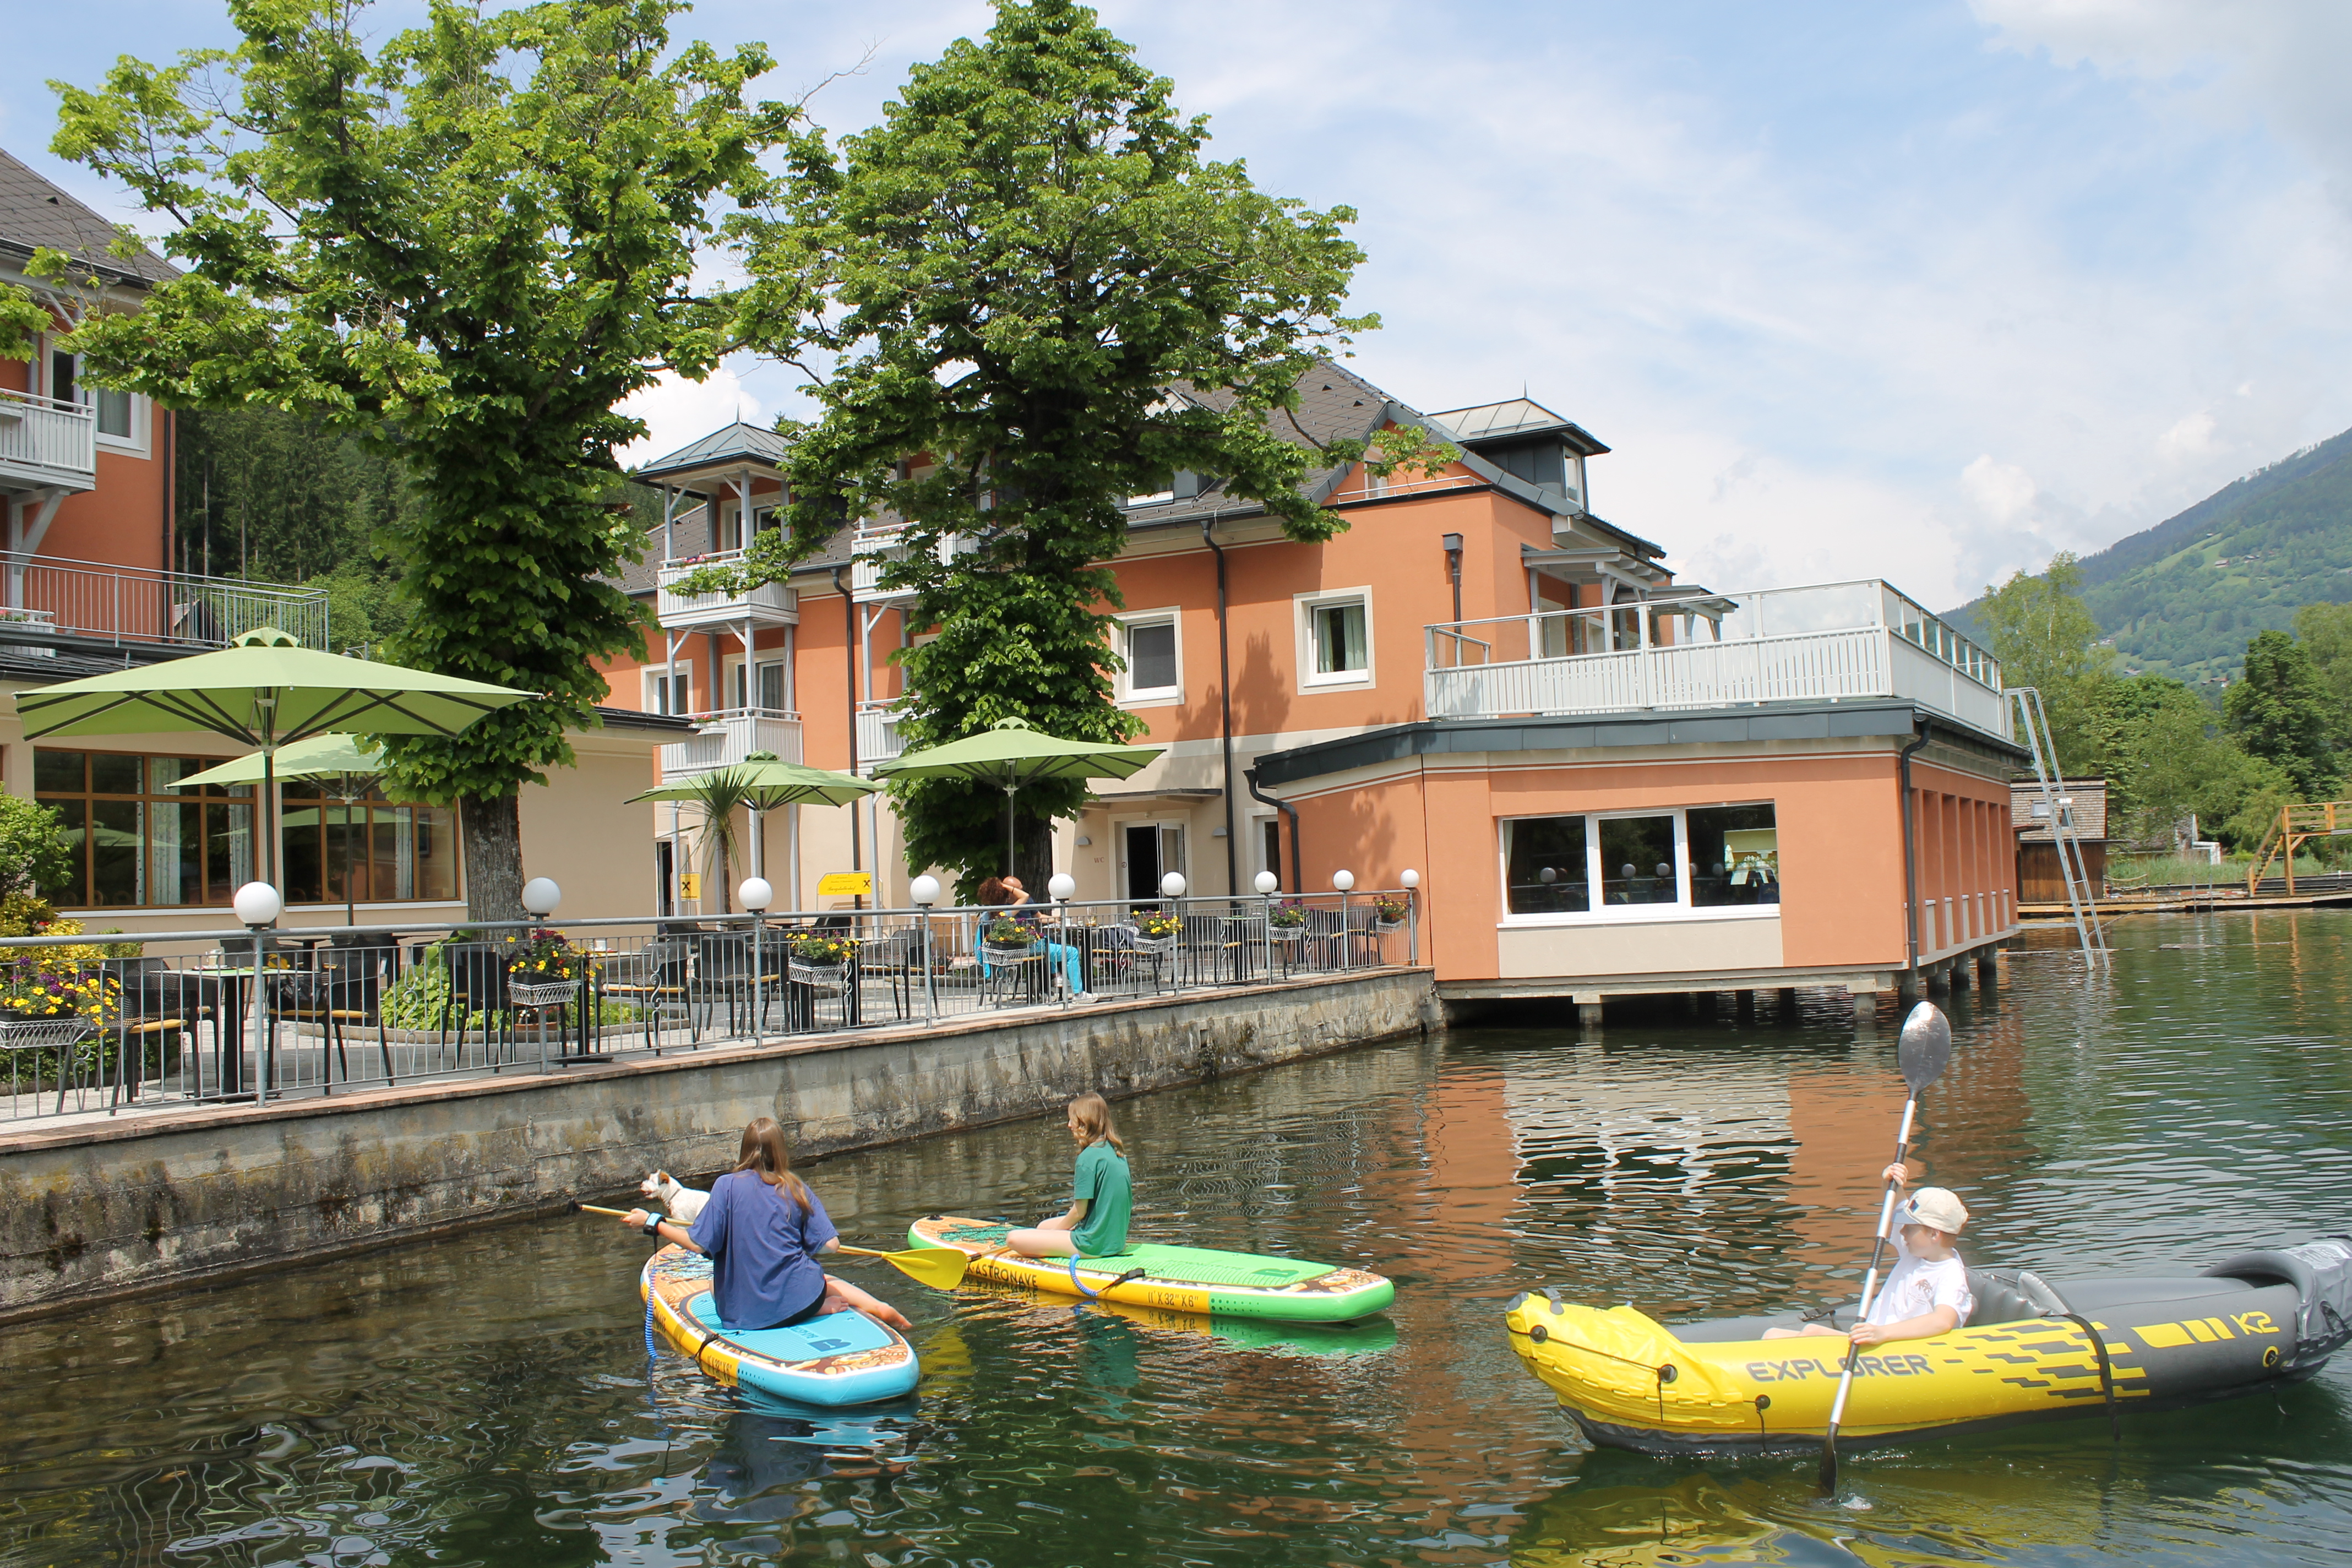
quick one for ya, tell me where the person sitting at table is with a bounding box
[977,875,1090,1000]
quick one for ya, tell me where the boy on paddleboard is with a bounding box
[1006,1092,1132,1258]
[1766,1164,1973,1344]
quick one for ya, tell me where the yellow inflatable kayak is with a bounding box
[1507,1241,2352,1455]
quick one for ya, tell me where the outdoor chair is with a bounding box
[115,957,204,1103]
[854,928,922,1021]
[271,946,391,1087]
[438,943,514,1069]
[692,933,758,1036]
[598,939,692,1052]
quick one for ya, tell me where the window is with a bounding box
[731,657,788,712]
[1500,802,1778,922]
[643,662,694,716]
[50,347,141,446]
[1298,589,1373,686]
[1259,816,1283,890]
[1119,613,1180,700]
[1688,804,1779,907]
[95,387,133,439]
[1504,815,1588,914]
[280,781,460,905]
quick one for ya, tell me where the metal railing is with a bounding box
[0,387,96,488]
[1423,579,2007,739]
[656,551,798,629]
[660,707,805,776]
[1,552,331,649]
[0,891,1418,1125]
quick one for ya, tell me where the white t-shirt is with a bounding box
[1865,1228,1973,1330]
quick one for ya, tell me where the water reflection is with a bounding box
[2,912,2350,1565]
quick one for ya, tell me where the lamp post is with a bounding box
[1332,869,1354,972]
[1400,868,1422,965]
[911,874,940,1025]
[1159,872,1189,987]
[739,876,773,1047]
[520,878,564,1061]
[1255,869,1280,978]
[1048,872,1076,1006]
[233,880,282,1103]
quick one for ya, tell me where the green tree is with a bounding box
[694,0,1441,892]
[2293,601,2352,753]
[2224,629,2339,799]
[0,790,74,900]
[52,0,794,919]
[2088,675,2285,851]
[1978,552,2114,771]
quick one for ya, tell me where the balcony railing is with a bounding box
[856,701,906,769]
[660,707,804,778]
[0,389,97,491]
[1424,579,2008,740]
[1,553,330,650]
[656,551,798,629]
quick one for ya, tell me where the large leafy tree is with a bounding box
[690,0,1445,894]
[2225,629,2339,800]
[2293,601,2352,754]
[50,0,794,919]
[2087,675,2289,852]
[1979,551,2115,772]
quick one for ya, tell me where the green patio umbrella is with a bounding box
[173,735,390,924]
[873,717,1163,876]
[628,751,877,895]
[13,629,532,891]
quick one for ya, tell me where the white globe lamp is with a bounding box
[1400,869,1420,889]
[1159,872,1187,898]
[233,881,283,928]
[1254,870,1279,896]
[738,876,774,912]
[1332,869,1355,892]
[910,874,941,907]
[1047,872,1076,902]
[521,877,562,917]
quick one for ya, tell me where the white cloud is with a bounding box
[1962,456,2040,526]
[2155,411,2217,464]
[615,363,765,470]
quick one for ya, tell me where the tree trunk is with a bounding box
[1015,813,1054,895]
[462,792,525,924]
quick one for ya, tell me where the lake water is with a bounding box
[6,910,2350,1566]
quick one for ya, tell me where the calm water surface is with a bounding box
[6,911,2352,1566]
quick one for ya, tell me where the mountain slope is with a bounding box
[1948,425,2352,684]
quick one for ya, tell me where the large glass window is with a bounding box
[1689,804,1779,907]
[1501,802,1779,921]
[34,750,252,910]
[1505,815,1589,914]
[35,749,456,910]
[1599,815,1678,906]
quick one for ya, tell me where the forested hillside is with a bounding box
[1950,425,2352,683]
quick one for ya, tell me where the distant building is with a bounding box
[2010,776,2108,901]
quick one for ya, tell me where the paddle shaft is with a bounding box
[1819,1095,1919,1482]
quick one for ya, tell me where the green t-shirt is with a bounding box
[1071,1140,1132,1257]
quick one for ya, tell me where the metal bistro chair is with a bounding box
[437,943,514,1070]
[693,933,759,1037]
[268,946,388,1088]
[599,938,693,1052]
[111,957,201,1106]
[852,927,922,1021]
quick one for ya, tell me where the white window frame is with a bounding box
[43,339,151,458]
[722,645,794,715]
[1498,803,1781,927]
[641,660,695,716]
[1295,586,1375,690]
[1115,607,1183,706]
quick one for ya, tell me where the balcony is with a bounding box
[1424,580,2009,741]
[1,553,331,649]
[856,701,906,770]
[850,522,921,603]
[0,389,97,493]
[656,551,798,630]
[659,707,804,779]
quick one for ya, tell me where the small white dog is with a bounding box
[638,1170,709,1223]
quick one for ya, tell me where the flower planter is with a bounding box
[980,941,1040,965]
[508,979,582,1009]
[786,960,849,990]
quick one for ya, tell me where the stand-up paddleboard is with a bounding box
[908,1215,1394,1322]
[640,1244,920,1407]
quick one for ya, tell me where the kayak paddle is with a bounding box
[1818,1000,1954,1497]
[571,1203,969,1291]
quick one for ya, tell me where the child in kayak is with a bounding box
[1007,1091,1132,1258]
[1766,1164,1973,1343]
[624,1117,911,1331]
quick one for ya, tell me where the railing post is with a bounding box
[921,910,937,1025]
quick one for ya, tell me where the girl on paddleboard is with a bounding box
[1008,1092,1131,1258]
[624,1117,911,1331]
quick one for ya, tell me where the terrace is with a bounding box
[0,388,96,492]
[658,706,804,778]
[1,553,331,651]
[1424,579,2007,741]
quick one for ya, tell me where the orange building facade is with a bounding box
[597,360,2021,1005]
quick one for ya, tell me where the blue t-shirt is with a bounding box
[687,1170,839,1330]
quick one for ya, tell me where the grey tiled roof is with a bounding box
[633,421,792,481]
[0,147,177,288]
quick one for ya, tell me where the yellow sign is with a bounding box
[677,872,701,899]
[818,871,874,897]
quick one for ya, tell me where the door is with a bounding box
[655,840,675,917]
[1119,820,1186,902]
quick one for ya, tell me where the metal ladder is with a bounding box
[2007,687,2108,962]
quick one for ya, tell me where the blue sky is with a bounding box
[9,1,2352,610]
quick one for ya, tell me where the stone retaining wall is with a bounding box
[0,970,1434,1320]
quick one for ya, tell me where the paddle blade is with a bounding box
[838,1244,970,1291]
[1898,1001,1953,1095]
[1817,1433,1839,1495]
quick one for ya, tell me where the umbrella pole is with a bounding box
[1004,781,1017,878]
